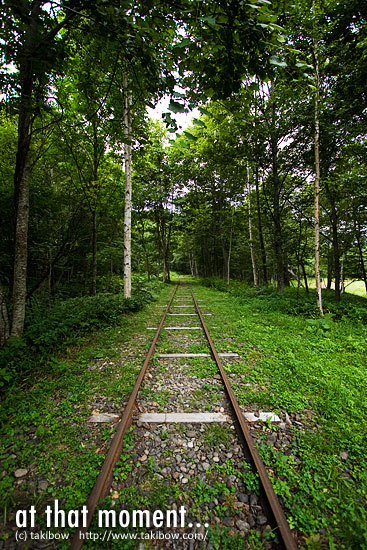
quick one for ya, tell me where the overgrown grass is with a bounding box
[0,278,164,389]
[2,277,366,548]
[0,282,172,544]
[194,278,367,549]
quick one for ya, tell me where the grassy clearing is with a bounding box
[292,278,367,298]
[192,279,367,550]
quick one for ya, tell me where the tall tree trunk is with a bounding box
[340,252,345,294]
[221,238,228,281]
[269,93,286,292]
[248,167,258,286]
[92,203,97,296]
[164,221,172,283]
[138,217,151,280]
[191,254,195,277]
[301,261,309,294]
[156,205,171,283]
[0,282,10,347]
[10,22,36,338]
[271,139,285,292]
[330,206,340,301]
[327,243,333,289]
[296,222,302,297]
[91,122,99,297]
[10,2,75,337]
[313,12,323,314]
[227,207,235,285]
[11,151,30,338]
[123,73,132,298]
[255,167,267,284]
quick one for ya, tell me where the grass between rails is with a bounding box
[192,278,367,550]
[0,282,174,544]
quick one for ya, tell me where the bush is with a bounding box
[200,277,367,321]
[24,293,149,354]
[0,288,158,390]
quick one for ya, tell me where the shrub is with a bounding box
[200,277,367,321]
[0,288,157,390]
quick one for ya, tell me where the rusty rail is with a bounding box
[71,285,178,549]
[191,289,297,550]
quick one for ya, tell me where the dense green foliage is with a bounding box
[1,1,366,343]
[201,277,367,322]
[0,284,174,527]
[0,279,163,388]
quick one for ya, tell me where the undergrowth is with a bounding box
[200,276,367,322]
[0,278,164,389]
[194,279,367,549]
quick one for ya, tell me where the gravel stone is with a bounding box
[14,468,28,478]
[222,517,234,527]
[236,520,250,532]
[256,515,268,525]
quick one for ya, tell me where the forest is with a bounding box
[1,0,366,343]
[1,1,367,549]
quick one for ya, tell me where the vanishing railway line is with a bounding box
[71,284,297,550]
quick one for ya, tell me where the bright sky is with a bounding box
[147,95,200,132]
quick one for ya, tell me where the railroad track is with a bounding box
[71,284,297,549]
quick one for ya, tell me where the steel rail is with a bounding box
[191,289,298,550]
[71,285,178,549]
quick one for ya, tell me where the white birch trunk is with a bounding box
[340,252,345,294]
[123,73,132,298]
[313,6,323,315]
[227,207,235,285]
[248,166,258,286]
[0,281,10,347]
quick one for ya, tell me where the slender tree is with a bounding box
[123,73,133,298]
[313,0,323,314]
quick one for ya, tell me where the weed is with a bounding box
[203,424,233,446]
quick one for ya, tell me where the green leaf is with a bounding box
[198,106,211,116]
[173,91,186,99]
[269,23,285,32]
[193,118,206,128]
[269,56,287,68]
[200,16,216,26]
[173,38,192,49]
[183,131,197,142]
[168,101,186,114]
[296,62,314,69]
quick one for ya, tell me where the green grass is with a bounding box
[2,277,366,549]
[344,280,367,297]
[194,279,367,549]
[0,282,173,543]
[292,278,367,298]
